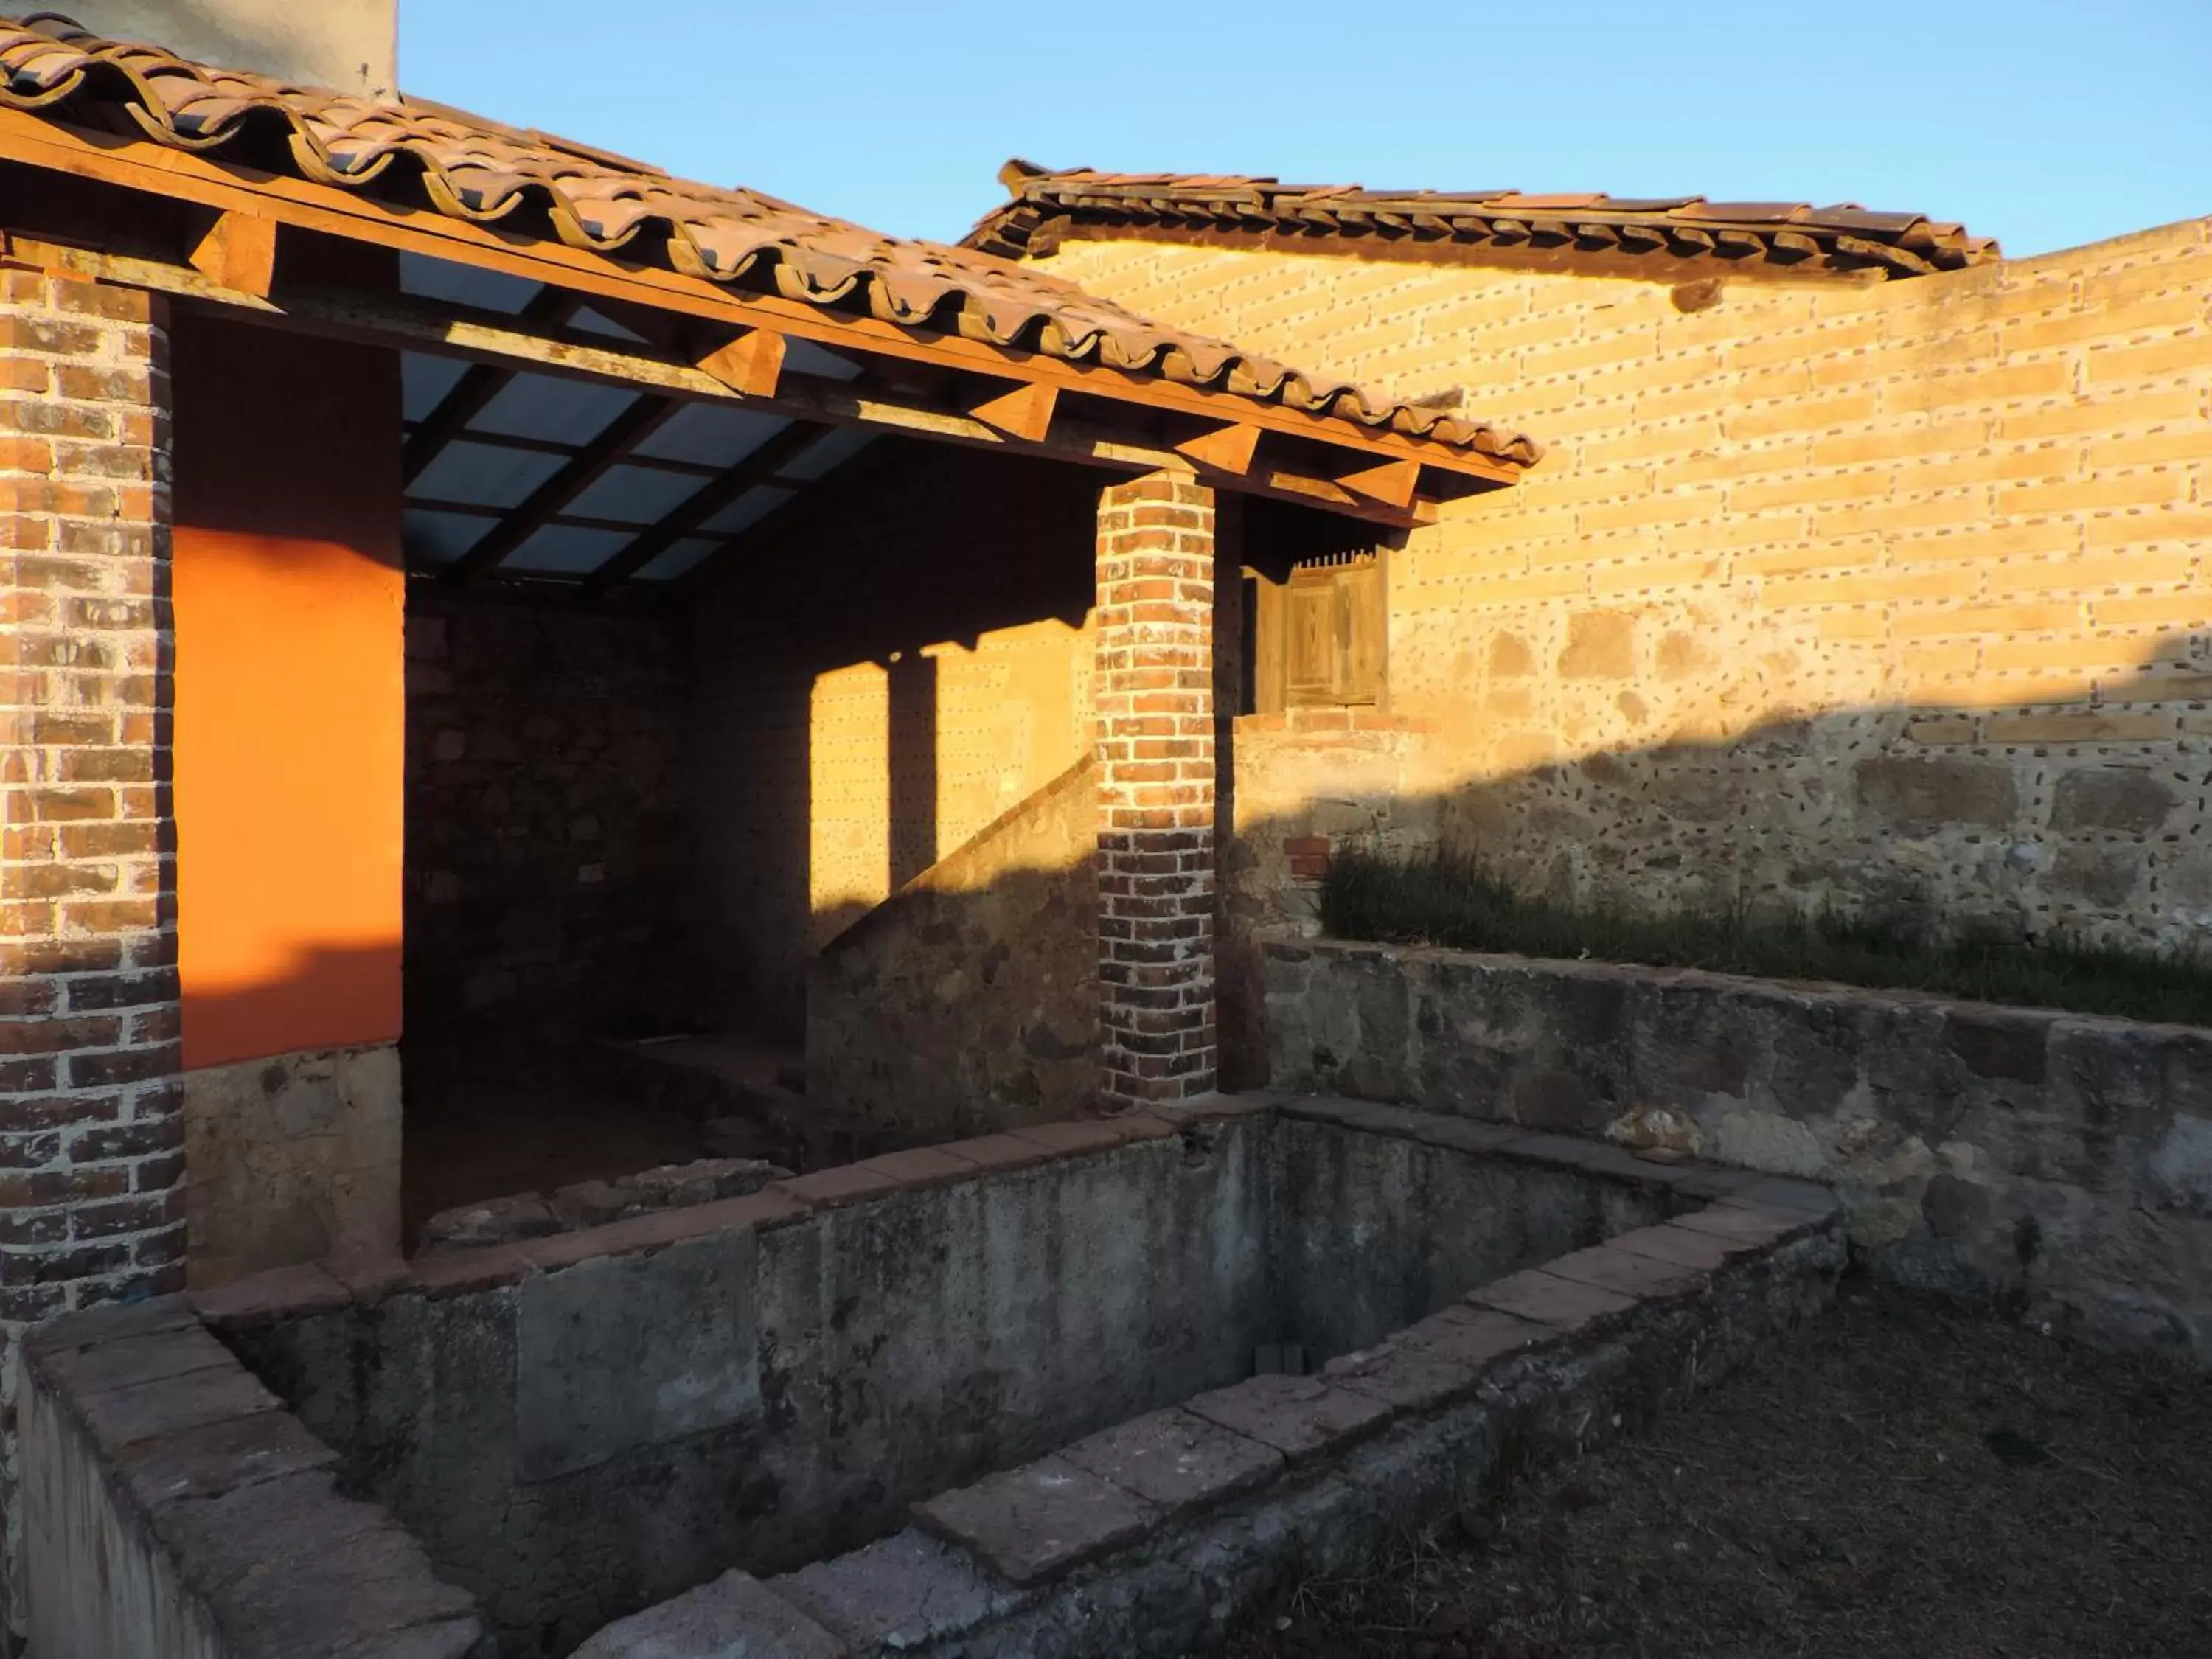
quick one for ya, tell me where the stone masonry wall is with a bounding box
[0,266,182,1641]
[1039,221,2212,950]
[689,441,1099,1037]
[405,591,694,1038]
[807,757,1097,1138]
[1266,936,2212,1364]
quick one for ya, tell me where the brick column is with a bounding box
[1094,470,1218,1109]
[0,268,179,1635]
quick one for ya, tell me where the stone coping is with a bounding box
[574,1127,1844,1655]
[1265,932,2212,1041]
[21,1299,487,1659]
[183,1096,1770,1335]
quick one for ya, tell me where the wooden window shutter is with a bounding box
[1276,552,1385,707]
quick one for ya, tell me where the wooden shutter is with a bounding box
[1273,552,1384,708]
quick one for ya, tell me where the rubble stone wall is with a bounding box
[1267,936,2212,1363]
[1041,220,2212,953]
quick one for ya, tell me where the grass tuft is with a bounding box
[1319,846,2212,1027]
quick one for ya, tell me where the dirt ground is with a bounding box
[1222,1281,2212,1659]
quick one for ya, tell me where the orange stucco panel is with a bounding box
[172,308,405,1068]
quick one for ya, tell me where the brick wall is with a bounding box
[1094,472,1218,1108]
[1038,220,2212,949]
[405,591,695,1038]
[0,267,180,1635]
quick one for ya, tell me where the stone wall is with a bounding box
[20,1296,481,1658]
[689,440,1099,1035]
[1265,936,2212,1363]
[405,591,695,1037]
[212,1105,1672,1655]
[807,757,1097,1138]
[181,1043,400,1290]
[1038,220,2212,952]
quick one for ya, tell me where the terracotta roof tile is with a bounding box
[967,162,1999,281]
[0,14,1537,465]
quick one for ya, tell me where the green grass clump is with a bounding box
[1318,846,2212,1026]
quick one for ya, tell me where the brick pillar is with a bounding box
[0,268,180,1636]
[1094,470,1218,1109]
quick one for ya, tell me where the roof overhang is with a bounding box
[0,102,1537,543]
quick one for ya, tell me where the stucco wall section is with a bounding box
[182,1042,400,1290]
[60,1,397,97]
[1038,223,2212,949]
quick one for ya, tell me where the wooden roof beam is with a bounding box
[10,233,1457,532]
[966,380,1057,442]
[0,109,1524,486]
[403,285,584,484]
[184,206,277,299]
[586,419,833,590]
[448,393,684,580]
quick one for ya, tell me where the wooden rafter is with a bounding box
[406,423,726,478]
[967,380,1057,442]
[677,435,905,597]
[402,286,584,484]
[448,394,683,579]
[695,327,786,397]
[1176,422,1263,475]
[0,108,1522,487]
[184,207,277,299]
[585,420,832,589]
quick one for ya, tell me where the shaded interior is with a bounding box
[226,1117,1680,1658]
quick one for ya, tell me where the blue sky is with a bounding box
[402,1,2209,258]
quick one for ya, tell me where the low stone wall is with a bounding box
[1265,936,2212,1362]
[807,757,1098,1138]
[18,1298,481,1659]
[574,1105,1843,1657]
[183,1040,403,1289]
[195,1104,1683,1656]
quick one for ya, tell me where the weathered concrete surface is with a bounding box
[229,1127,1272,1655]
[723,1205,1843,1658]
[571,1569,844,1659]
[219,1105,1697,1655]
[807,757,1099,1137]
[1267,936,2212,1363]
[20,1296,484,1659]
[419,1158,791,1251]
[184,1041,403,1290]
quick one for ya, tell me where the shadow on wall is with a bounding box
[815,629,2212,1125]
[689,439,1104,1040]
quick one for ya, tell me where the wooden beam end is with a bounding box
[1175,421,1262,476]
[186,209,279,300]
[967,380,1058,442]
[697,327,786,398]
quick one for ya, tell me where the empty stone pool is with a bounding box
[22,1094,1844,1658]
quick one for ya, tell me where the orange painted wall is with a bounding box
[172,308,405,1068]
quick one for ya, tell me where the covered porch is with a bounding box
[0,15,1536,1284]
